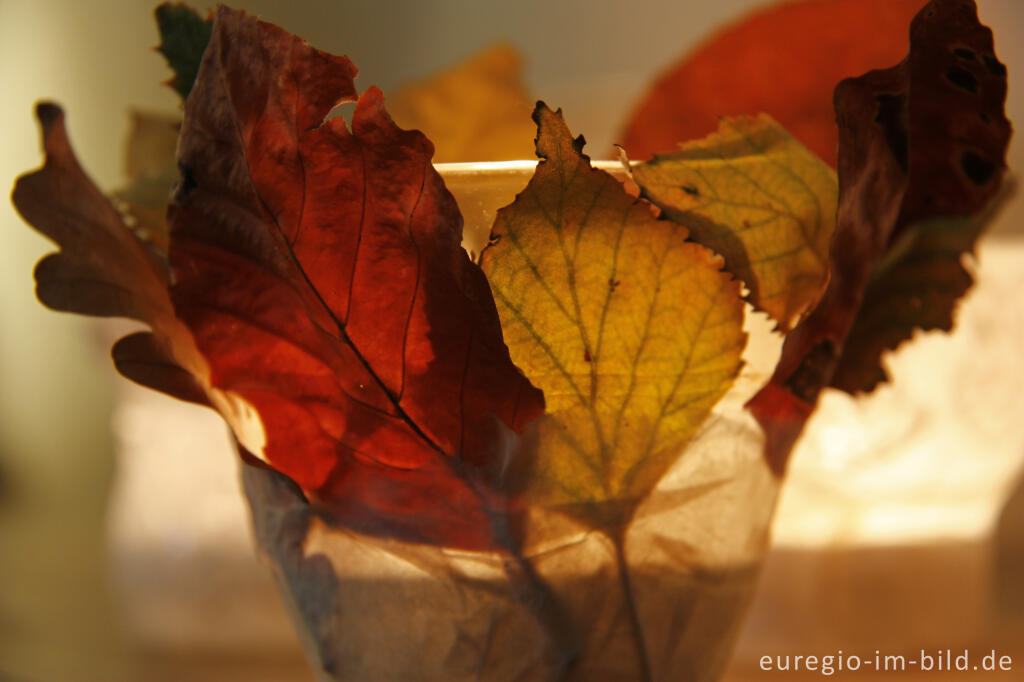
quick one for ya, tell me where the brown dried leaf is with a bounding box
[748,0,1012,472]
[11,103,209,407]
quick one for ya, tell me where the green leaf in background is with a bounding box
[155,3,212,100]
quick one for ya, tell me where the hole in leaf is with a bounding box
[983,55,1007,77]
[953,47,977,62]
[961,151,996,185]
[327,101,357,125]
[874,93,909,171]
[945,66,979,93]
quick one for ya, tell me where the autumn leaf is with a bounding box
[153,7,537,163]
[15,8,546,551]
[170,8,548,550]
[831,187,1011,393]
[481,103,746,529]
[136,16,540,251]
[388,44,536,162]
[621,0,926,167]
[748,0,1011,472]
[11,104,211,409]
[631,114,837,330]
[154,2,212,99]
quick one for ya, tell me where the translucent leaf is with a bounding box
[481,103,746,529]
[632,115,837,330]
[11,104,210,407]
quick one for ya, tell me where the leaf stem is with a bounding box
[456,461,580,677]
[612,531,652,682]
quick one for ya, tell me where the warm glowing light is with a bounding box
[773,237,1024,547]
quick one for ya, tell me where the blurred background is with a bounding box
[1,0,1022,680]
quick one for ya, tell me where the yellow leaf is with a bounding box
[388,44,536,163]
[631,114,837,331]
[481,104,746,527]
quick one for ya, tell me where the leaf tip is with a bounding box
[35,101,64,137]
[531,100,589,165]
[153,2,213,100]
[746,383,813,476]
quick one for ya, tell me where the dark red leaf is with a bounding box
[13,9,544,551]
[747,0,1011,473]
[621,0,926,167]
[168,8,543,548]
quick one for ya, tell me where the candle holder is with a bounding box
[223,158,782,682]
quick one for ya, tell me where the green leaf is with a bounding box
[155,3,212,100]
